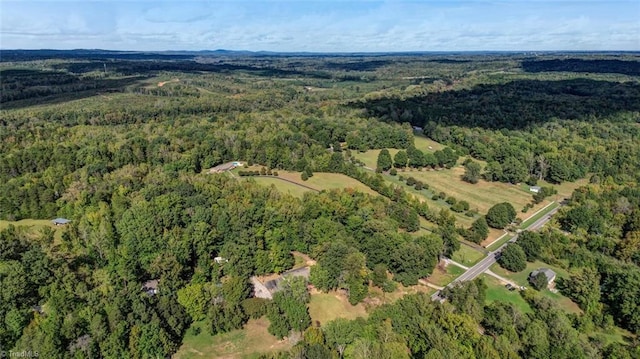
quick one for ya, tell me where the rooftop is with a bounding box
[530,268,556,282]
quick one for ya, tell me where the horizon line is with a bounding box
[2,48,640,54]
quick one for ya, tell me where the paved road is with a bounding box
[431,203,561,301]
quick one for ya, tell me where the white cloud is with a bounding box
[1,0,638,51]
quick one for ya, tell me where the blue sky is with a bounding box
[1,1,639,51]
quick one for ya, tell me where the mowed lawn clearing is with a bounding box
[308,291,368,326]
[383,173,475,227]
[490,260,581,314]
[0,218,55,231]
[451,245,485,267]
[234,168,379,197]
[414,135,445,152]
[351,135,443,169]
[481,274,532,314]
[369,283,435,305]
[252,177,312,198]
[275,171,379,196]
[173,317,291,359]
[426,262,466,287]
[0,219,64,243]
[403,166,547,216]
[353,148,400,169]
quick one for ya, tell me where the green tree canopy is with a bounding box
[498,243,527,272]
[462,161,482,184]
[376,149,393,171]
[393,150,408,168]
[486,202,516,229]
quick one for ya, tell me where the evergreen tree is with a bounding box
[393,150,408,168]
[376,149,393,171]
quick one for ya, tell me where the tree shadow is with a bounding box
[322,59,393,71]
[522,59,640,77]
[49,60,332,79]
[351,78,640,130]
[0,68,148,110]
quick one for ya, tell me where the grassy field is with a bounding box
[236,168,379,197]
[369,283,435,305]
[402,166,543,216]
[174,317,291,359]
[481,274,532,314]
[351,135,443,169]
[489,260,581,314]
[0,219,64,243]
[308,291,368,326]
[0,218,56,231]
[353,148,401,169]
[277,172,379,196]
[414,135,445,153]
[426,262,466,287]
[520,178,589,200]
[451,245,486,267]
[383,173,475,226]
[252,177,311,198]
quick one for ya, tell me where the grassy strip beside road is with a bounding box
[520,201,560,229]
[451,245,485,267]
[486,233,514,251]
[427,264,466,287]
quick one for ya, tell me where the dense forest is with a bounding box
[1,51,639,358]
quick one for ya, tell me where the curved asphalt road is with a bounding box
[432,203,561,301]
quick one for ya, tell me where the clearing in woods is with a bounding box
[352,135,443,169]
[234,168,379,197]
[308,290,368,326]
[173,317,291,359]
[481,274,533,314]
[0,219,64,243]
[157,78,179,87]
[252,176,312,198]
[489,260,582,314]
[425,261,466,287]
[400,166,542,215]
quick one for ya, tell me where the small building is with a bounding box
[52,218,71,226]
[141,279,159,296]
[214,256,228,264]
[32,305,44,314]
[529,268,556,285]
[252,266,311,299]
[529,186,542,193]
[208,162,237,174]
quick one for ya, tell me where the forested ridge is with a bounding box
[1,51,639,358]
